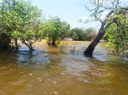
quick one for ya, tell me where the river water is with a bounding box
[0,41,128,95]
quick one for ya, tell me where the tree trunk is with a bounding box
[52,39,56,46]
[83,5,128,57]
[84,22,113,56]
[21,40,34,53]
[52,41,55,46]
[0,33,10,50]
[14,38,19,51]
[84,10,114,57]
[84,29,105,56]
[29,43,34,53]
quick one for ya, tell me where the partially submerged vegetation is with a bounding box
[0,0,96,53]
[0,0,128,94]
[0,0,128,57]
[0,0,42,52]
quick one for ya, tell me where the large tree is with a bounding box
[0,0,42,52]
[84,0,128,56]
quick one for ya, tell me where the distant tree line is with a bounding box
[69,27,96,41]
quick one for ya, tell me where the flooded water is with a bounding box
[0,41,128,95]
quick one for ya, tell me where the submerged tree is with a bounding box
[0,0,42,52]
[42,17,70,46]
[84,0,128,56]
[0,33,11,49]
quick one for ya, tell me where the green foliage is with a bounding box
[42,17,70,45]
[70,28,84,41]
[0,0,42,50]
[69,27,96,41]
[104,12,128,55]
[84,27,97,40]
[83,0,128,56]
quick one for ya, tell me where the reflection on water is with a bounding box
[0,41,128,95]
[16,50,49,68]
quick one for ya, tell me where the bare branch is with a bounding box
[82,4,95,11]
[115,0,120,9]
[103,10,114,25]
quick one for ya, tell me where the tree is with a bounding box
[42,17,70,46]
[104,12,128,55]
[70,28,85,41]
[69,27,96,41]
[59,21,70,41]
[0,33,11,49]
[0,0,42,52]
[84,27,96,41]
[84,0,128,56]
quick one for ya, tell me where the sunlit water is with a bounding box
[0,41,128,95]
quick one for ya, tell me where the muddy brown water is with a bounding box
[0,41,128,95]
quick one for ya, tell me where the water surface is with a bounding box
[0,41,128,95]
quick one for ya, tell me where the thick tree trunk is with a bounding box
[52,41,56,46]
[52,38,56,46]
[84,22,113,56]
[84,29,105,56]
[84,10,114,57]
[0,33,10,50]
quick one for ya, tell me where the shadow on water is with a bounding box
[0,41,128,95]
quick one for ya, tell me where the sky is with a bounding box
[1,0,127,29]
[29,0,101,29]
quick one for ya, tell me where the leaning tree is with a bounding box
[84,0,128,56]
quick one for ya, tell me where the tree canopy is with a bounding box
[1,0,128,57]
[69,27,96,41]
[104,10,128,55]
[0,0,42,51]
[84,0,128,56]
[42,17,70,46]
